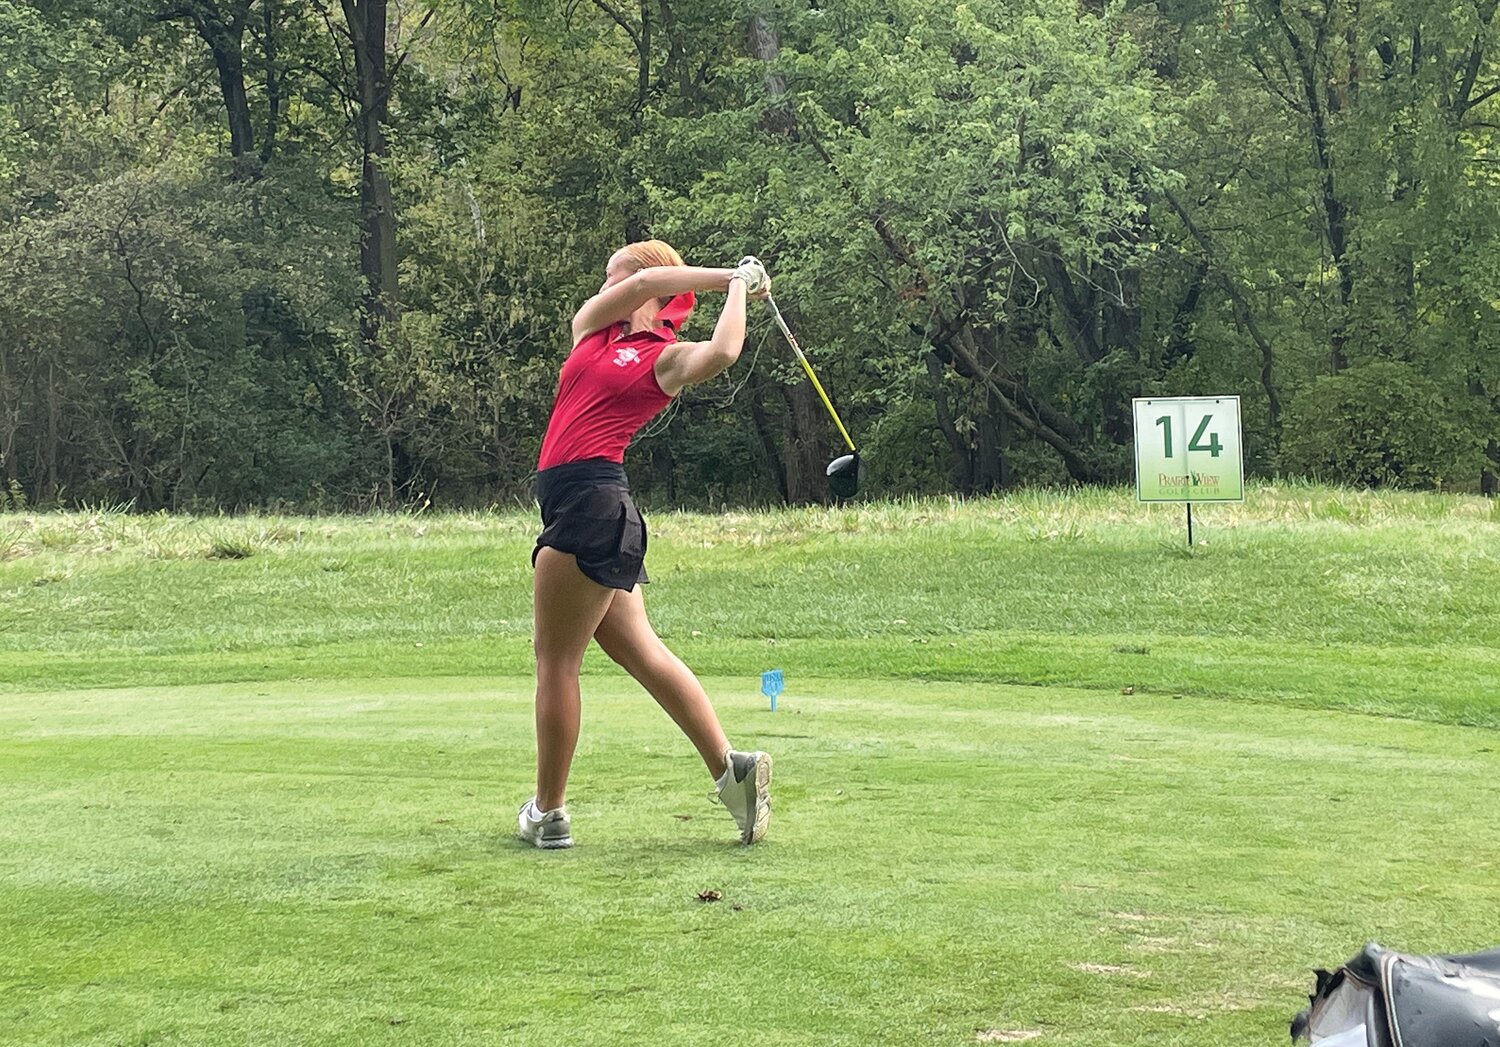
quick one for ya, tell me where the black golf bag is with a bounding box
[1292,942,1500,1046]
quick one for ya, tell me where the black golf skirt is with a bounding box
[532,459,649,591]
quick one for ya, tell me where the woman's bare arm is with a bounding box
[571,266,737,343]
[653,278,754,396]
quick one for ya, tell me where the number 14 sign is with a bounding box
[1132,396,1244,503]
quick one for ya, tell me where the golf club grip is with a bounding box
[765,295,858,453]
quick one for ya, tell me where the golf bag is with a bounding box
[1291,942,1500,1046]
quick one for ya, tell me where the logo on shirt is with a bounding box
[613,347,641,367]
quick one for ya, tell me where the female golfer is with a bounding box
[519,241,772,849]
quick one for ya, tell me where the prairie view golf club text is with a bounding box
[1158,473,1222,487]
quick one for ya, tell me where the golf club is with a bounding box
[762,289,864,499]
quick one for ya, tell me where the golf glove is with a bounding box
[732,256,769,295]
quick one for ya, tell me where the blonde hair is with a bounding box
[618,240,685,307]
[618,239,684,271]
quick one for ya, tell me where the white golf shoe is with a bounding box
[518,797,573,849]
[714,750,772,844]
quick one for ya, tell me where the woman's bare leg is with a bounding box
[592,586,731,781]
[532,547,617,810]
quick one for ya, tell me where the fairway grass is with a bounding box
[3,676,1498,1046]
[3,486,1497,1044]
[2,484,1497,727]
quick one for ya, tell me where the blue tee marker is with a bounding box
[761,669,784,711]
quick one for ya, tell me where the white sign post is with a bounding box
[1132,396,1244,544]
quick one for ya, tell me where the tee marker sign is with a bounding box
[1133,396,1244,543]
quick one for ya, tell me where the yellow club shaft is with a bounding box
[764,294,857,453]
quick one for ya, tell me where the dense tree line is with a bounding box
[0,0,1495,511]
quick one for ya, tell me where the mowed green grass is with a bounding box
[3,677,1499,1046]
[2,485,1498,1044]
[2,484,1497,724]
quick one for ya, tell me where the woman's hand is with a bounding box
[732,256,771,299]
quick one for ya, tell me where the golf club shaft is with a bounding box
[763,294,857,453]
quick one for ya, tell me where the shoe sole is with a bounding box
[519,805,573,850]
[743,753,772,845]
[519,828,573,849]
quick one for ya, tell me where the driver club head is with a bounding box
[826,451,863,499]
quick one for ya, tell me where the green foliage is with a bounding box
[1,479,24,511]
[0,158,368,509]
[0,0,1495,508]
[1281,362,1489,490]
[859,394,954,495]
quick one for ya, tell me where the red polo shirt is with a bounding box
[537,292,695,470]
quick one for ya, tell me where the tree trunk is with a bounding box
[951,327,1104,483]
[1473,377,1499,497]
[650,442,676,505]
[780,383,827,504]
[342,0,400,352]
[261,0,281,164]
[926,351,972,490]
[975,389,1003,494]
[384,431,396,507]
[1040,255,1103,365]
[0,343,18,498]
[342,0,409,508]
[44,363,59,506]
[1164,258,1207,367]
[747,8,794,135]
[180,2,257,162]
[1268,0,1353,371]
[748,378,790,503]
[210,31,254,160]
[997,409,1012,489]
